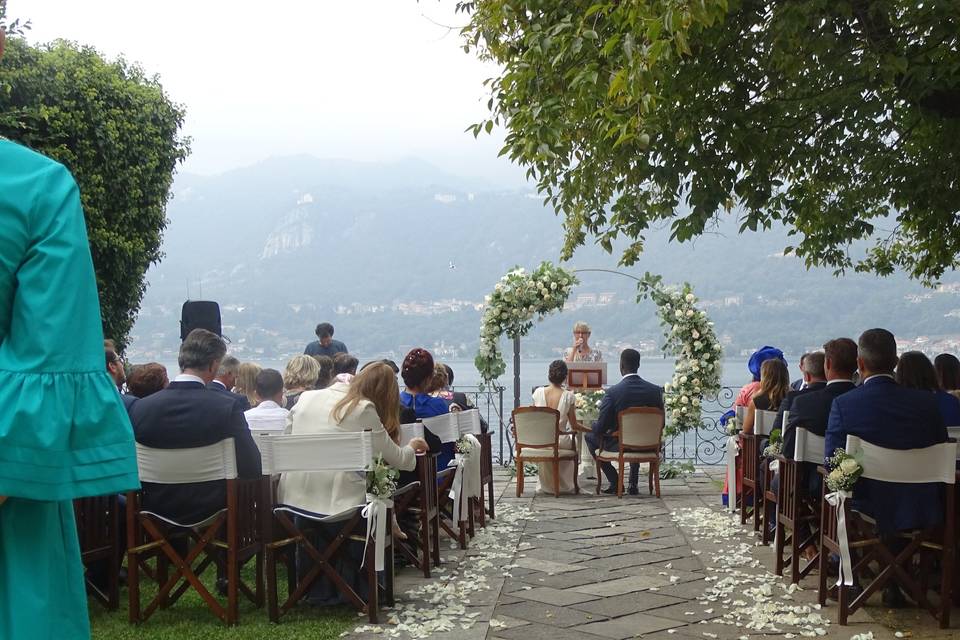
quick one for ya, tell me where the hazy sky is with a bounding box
[19,0,525,184]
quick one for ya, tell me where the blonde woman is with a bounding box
[564,321,602,362]
[278,363,429,605]
[742,359,790,434]
[283,355,320,409]
[233,362,261,408]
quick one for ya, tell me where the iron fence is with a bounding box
[455,384,738,466]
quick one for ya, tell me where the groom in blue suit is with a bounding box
[586,349,664,494]
[825,328,947,535]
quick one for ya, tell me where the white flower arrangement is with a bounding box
[454,436,477,460]
[826,449,863,492]
[366,454,398,499]
[574,390,604,418]
[638,273,723,436]
[476,261,578,382]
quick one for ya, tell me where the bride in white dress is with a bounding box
[532,360,584,494]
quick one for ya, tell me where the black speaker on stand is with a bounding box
[180,300,222,342]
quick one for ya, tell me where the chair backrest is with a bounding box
[845,435,958,485]
[512,407,559,448]
[398,422,424,447]
[136,439,238,484]
[794,427,825,464]
[421,413,461,443]
[457,409,482,436]
[251,429,279,439]
[618,407,664,449]
[947,426,960,456]
[258,432,373,475]
[735,405,746,423]
[755,410,778,436]
[781,410,790,432]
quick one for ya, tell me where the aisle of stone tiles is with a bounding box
[348,467,955,640]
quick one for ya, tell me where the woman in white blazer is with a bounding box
[279,363,429,516]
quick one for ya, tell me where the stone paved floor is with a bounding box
[347,466,957,640]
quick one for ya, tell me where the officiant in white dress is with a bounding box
[532,360,585,494]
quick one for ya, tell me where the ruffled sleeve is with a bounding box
[0,142,138,500]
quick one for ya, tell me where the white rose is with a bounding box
[692,398,701,407]
[681,406,687,413]
[692,363,700,371]
[693,378,701,386]
[685,293,695,302]
[675,310,683,319]
[664,382,671,391]
[692,330,700,339]
[714,343,722,351]
[827,468,843,484]
[694,341,702,350]
[839,458,859,475]
[681,396,689,404]
[679,375,688,384]
[686,309,694,317]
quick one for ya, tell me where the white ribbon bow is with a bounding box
[725,435,739,512]
[449,434,482,524]
[361,494,393,572]
[449,455,469,524]
[825,490,854,586]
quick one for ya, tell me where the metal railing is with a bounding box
[457,384,738,466]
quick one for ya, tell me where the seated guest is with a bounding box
[126,363,169,399]
[283,354,320,409]
[208,355,251,411]
[532,360,582,494]
[243,369,288,432]
[304,322,347,358]
[427,363,458,409]
[130,329,262,525]
[896,351,960,426]
[333,352,359,385]
[564,321,602,362]
[743,359,790,434]
[826,330,948,606]
[586,349,663,495]
[278,363,429,605]
[105,340,136,411]
[784,338,858,459]
[825,329,947,533]
[234,362,262,408]
[773,352,826,432]
[312,354,335,389]
[734,346,787,408]
[934,353,960,399]
[789,353,812,391]
[400,348,453,470]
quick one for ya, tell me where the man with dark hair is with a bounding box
[207,354,250,410]
[824,329,947,606]
[790,353,811,391]
[130,329,262,524]
[105,340,137,410]
[304,322,347,358]
[586,348,663,494]
[244,369,288,432]
[333,352,359,376]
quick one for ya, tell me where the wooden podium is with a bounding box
[567,362,607,390]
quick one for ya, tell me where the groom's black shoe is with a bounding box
[602,486,617,495]
[627,486,639,496]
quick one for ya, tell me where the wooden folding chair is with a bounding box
[818,435,957,628]
[775,427,824,583]
[594,407,663,498]
[74,494,121,610]
[260,432,393,624]
[740,409,777,530]
[512,406,579,497]
[479,430,496,521]
[424,413,474,548]
[760,409,790,545]
[127,439,260,625]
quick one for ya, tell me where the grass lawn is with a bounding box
[89,564,357,640]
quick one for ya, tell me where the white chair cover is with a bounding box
[258,432,373,475]
[514,409,559,448]
[421,413,461,444]
[845,436,957,484]
[398,422,424,447]
[755,410,778,436]
[947,426,960,455]
[136,439,238,484]
[794,428,825,465]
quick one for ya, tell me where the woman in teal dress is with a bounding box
[0,120,140,636]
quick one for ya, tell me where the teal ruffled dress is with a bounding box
[0,140,140,639]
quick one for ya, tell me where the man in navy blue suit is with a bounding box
[824,328,947,605]
[586,349,664,495]
[131,329,262,525]
[207,354,251,411]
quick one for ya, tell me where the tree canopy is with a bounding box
[0,36,189,350]
[459,1,960,283]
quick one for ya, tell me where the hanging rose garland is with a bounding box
[638,273,723,436]
[476,262,578,382]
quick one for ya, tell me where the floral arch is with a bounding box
[475,263,723,435]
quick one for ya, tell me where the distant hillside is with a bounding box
[127,156,960,362]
